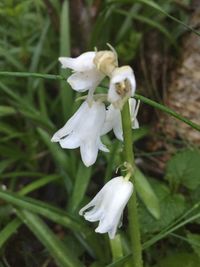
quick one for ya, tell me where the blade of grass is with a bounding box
[28,19,50,95]
[69,162,92,212]
[135,167,160,219]
[134,93,200,132]
[0,81,54,129]
[137,0,200,37]
[0,189,89,233]
[0,175,61,248]
[0,71,64,80]
[18,174,61,196]
[16,209,85,267]
[37,128,73,190]
[60,0,73,119]
[116,9,178,48]
[0,218,22,248]
[0,188,104,257]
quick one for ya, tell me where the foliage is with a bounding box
[0,0,200,266]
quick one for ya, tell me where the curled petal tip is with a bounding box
[51,135,59,142]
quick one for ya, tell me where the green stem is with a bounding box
[121,101,143,267]
[134,93,200,132]
[0,71,64,80]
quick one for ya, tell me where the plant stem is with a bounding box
[0,71,64,80]
[121,101,143,267]
[134,93,200,132]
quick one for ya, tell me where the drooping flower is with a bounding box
[108,66,136,107]
[79,176,133,239]
[59,50,118,97]
[59,52,104,93]
[101,98,139,141]
[51,101,108,167]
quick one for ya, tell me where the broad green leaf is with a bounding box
[155,252,200,267]
[166,149,200,190]
[135,168,160,219]
[187,232,200,258]
[139,179,186,234]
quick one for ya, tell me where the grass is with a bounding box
[0,0,200,266]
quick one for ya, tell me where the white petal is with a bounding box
[108,66,136,104]
[84,209,103,222]
[80,140,99,167]
[108,226,118,239]
[67,69,104,92]
[59,134,80,149]
[98,139,109,152]
[133,118,139,129]
[101,104,117,135]
[79,190,104,216]
[129,98,140,129]
[59,52,96,72]
[79,176,133,239]
[51,101,87,142]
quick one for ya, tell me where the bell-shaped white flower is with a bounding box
[51,101,108,167]
[79,176,133,239]
[59,52,104,93]
[108,66,136,106]
[102,98,139,141]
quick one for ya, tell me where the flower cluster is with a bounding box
[52,46,139,238]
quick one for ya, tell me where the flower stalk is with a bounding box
[121,101,143,267]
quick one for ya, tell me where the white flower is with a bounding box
[51,101,109,167]
[108,66,136,106]
[101,98,139,141]
[59,52,104,93]
[79,176,133,239]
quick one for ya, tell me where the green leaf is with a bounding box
[116,9,177,48]
[105,254,131,267]
[0,218,22,248]
[17,209,84,267]
[37,127,71,173]
[139,179,186,234]
[135,168,160,219]
[60,0,73,119]
[0,189,86,233]
[166,149,200,190]
[18,175,61,196]
[155,252,200,267]
[69,162,92,212]
[0,106,16,117]
[137,0,200,37]
[187,232,200,258]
